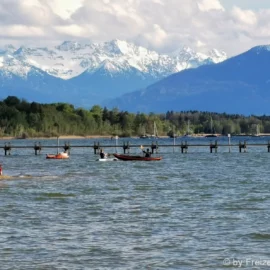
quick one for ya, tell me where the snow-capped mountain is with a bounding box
[0,39,227,107]
[0,39,227,80]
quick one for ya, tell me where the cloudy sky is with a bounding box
[1,0,270,56]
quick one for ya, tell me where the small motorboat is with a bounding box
[113,153,162,161]
[46,152,69,159]
[204,134,218,138]
[139,134,149,139]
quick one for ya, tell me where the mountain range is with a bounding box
[106,45,270,115]
[0,40,226,107]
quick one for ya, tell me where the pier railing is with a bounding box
[2,140,270,155]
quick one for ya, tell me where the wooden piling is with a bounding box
[123,142,130,154]
[34,142,42,155]
[151,141,158,153]
[181,141,188,153]
[239,141,247,153]
[4,143,11,155]
[210,140,218,153]
[93,142,100,154]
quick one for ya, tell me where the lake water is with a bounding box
[1,136,270,269]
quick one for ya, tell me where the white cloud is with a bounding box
[0,0,270,56]
[1,25,45,37]
[196,40,206,47]
[231,7,257,25]
[46,0,84,19]
[143,24,168,47]
[54,24,91,37]
[197,0,225,12]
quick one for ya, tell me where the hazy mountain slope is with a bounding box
[105,46,270,115]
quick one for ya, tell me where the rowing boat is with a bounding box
[113,153,162,161]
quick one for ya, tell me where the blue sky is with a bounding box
[0,0,270,57]
[220,0,270,10]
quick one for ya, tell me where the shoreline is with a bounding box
[1,133,270,140]
[0,135,113,140]
[0,133,270,141]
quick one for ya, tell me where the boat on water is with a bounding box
[97,157,118,161]
[139,121,159,139]
[184,120,193,137]
[113,153,162,161]
[46,152,69,159]
[251,124,261,137]
[46,137,69,159]
[150,121,159,138]
[205,134,218,138]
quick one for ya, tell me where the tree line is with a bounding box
[0,96,269,138]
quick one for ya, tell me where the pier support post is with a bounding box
[181,141,188,153]
[210,140,218,153]
[34,142,42,155]
[268,141,270,152]
[151,141,158,154]
[93,142,100,154]
[239,141,247,153]
[4,143,11,156]
[123,141,130,154]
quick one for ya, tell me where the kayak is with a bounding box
[97,158,118,161]
[113,153,162,161]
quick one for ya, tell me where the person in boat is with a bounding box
[100,149,107,159]
[143,148,151,158]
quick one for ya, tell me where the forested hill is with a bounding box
[1,96,270,138]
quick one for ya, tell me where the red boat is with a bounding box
[46,137,69,159]
[113,153,162,161]
[46,152,69,159]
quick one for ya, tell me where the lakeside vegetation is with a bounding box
[0,96,269,138]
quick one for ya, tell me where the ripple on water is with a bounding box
[2,139,270,269]
[248,233,270,240]
[35,193,76,201]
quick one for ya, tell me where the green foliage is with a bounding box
[0,96,270,137]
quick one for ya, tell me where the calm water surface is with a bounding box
[1,137,270,269]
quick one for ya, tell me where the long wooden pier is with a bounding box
[1,140,270,155]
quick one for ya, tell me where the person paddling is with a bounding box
[143,148,151,158]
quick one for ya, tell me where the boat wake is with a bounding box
[0,174,33,180]
[0,174,61,181]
